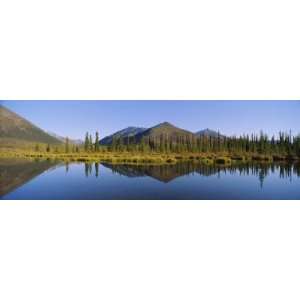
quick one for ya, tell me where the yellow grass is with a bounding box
[0,149,297,165]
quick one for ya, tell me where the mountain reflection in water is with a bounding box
[1,158,299,199]
[101,161,300,187]
[0,158,59,196]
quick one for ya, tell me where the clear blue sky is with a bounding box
[2,100,299,140]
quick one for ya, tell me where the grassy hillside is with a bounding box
[0,105,62,145]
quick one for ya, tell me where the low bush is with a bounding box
[202,158,213,164]
[286,155,299,161]
[215,157,231,164]
[272,155,285,161]
[231,155,245,161]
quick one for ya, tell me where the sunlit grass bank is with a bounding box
[1,149,299,165]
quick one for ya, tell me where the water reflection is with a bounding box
[65,161,69,173]
[95,162,99,178]
[83,162,100,178]
[102,161,300,187]
[1,158,299,199]
[0,158,58,196]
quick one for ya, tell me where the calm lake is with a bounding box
[1,158,299,200]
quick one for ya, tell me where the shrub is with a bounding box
[202,158,213,165]
[231,156,244,161]
[166,158,175,163]
[215,157,231,164]
[286,155,298,161]
[273,155,285,161]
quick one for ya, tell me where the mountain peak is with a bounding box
[161,121,173,126]
[133,121,195,142]
[155,121,174,127]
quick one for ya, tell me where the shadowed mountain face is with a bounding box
[100,127,147,145]
[0,105,61,144]
[0,158,58,196]
[134,122,196,143]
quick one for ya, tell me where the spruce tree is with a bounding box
[65,137,70,153]
[89,134,93,152]
[95,131,99,152]
[112,136,117,152]
[84,132,89,152]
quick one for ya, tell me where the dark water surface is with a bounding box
[1,158,299,199]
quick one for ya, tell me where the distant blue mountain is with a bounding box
[195,128,225,138]
[47,131,83,145]
[100,127,147,145]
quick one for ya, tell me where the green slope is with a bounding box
[0,105,62,145]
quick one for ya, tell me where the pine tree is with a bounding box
[119,137,125,152]
[95,131,99,152]
[89,134,93,152]
[65,137,70,153]
[84,132,89,152]
[46,144,50,152]
[111,136,117,152]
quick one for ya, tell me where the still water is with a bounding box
[1,159,299,200]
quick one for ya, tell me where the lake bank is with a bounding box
[0,150,299,165]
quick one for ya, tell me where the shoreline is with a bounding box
[1,151,299,165]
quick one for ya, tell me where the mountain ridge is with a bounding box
[0,105,62,144]
[100,123,225,145]
[1,105,226,147]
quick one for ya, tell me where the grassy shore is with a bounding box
[0,149,299,165]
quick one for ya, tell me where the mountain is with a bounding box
[195,128,225,138]
[100,126,147,145]
[102,162,195,183]
[47,131,83,145]
[102,161,222,183]
[100,122,198,145]
[0,105,61,144]
[134,122,196,142]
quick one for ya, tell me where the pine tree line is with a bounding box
[34,130,300,156]
[108,131,300,156]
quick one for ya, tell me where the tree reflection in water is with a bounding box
[101,161,300,187]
